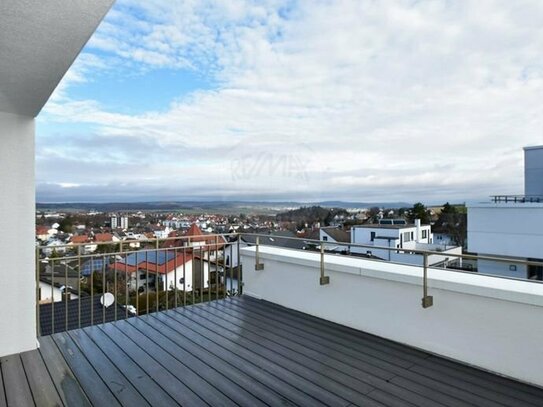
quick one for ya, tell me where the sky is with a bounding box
[36,0,543,203]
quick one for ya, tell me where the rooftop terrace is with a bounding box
[2,296,543,407]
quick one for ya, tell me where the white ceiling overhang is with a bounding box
[0,0,115,117]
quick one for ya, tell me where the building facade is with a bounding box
[468,146,543,280]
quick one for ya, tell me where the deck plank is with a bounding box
[114,319,236,406]
[20,350,63,407]
[238,296,430,359]
[127,315,266,407]
[228,298,543,406]
[155,310,326,407]
[175,306,385,407]
[212,300,477,407]
[38,336,91,407]
[206,300,460,407]
[67,328,151,406]
[165,309,354,407]
[140,314,291,406]
[51,332,121,407]
[0,360,6,407]
[82,325,180,407]
[11,296,543,407]
[97,322,207,406]
[0,354,34,407]
[233,296,425,367]
[416,356,543,404]
[192,305,392,394]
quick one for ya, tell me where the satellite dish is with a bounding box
[100,292,115,308]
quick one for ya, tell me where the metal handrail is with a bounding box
[240,232,543,270]
[36,230,543,336]
[491,195,543,203]
[36,236,241,337]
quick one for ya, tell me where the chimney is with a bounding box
[62,292,71,301]
[415,219,421,241]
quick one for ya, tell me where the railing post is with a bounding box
[255,236,264,270]
[320,244,330,285]
[422,253,433,308]
[237,234,242,295]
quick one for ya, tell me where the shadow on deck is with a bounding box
[1,296,542,406]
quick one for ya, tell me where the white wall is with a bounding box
[468,203,543,259]
[477,259,528,279]
[0,112,36,356]
[241,246,543,388]
[39,282,79,302]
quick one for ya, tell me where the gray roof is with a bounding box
[321,227,350,243]
[242,231,306,250]
[353,224,420,230]
[39,296,130,336]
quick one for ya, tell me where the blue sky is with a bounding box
[36,0,543,203]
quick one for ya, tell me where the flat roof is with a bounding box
[353,224,428,229]
[523,145,543,151]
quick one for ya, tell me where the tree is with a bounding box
[58,216,73,233]
[407,203,431,224]
[435,203,467,247]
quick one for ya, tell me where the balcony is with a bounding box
[2,3,543,405]
[0,234,540,406]
[3,296,543,406]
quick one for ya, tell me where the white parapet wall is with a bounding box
[0,112,36,356]
[241,246,543,388]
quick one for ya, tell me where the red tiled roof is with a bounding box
[94,233,113,242]
[36,226,49,235]
[110,252,192,275]
[185,223,205,240]
[71,235,89,244]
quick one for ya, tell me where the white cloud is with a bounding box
[38,0,543,202]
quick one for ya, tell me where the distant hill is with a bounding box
[36,200,413,213]
[276,206,349,225]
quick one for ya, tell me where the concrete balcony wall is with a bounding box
[241,246,543,388]
[0,111,36,356]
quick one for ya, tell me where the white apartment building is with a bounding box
[468,146,543,280]
[110,214,118,229]
[111,214,128,229]
[351,219,462,266]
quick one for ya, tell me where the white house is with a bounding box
[319,226,350,252]
[351,219,462,267]
[468,146,543,280]
[111,250,211,293]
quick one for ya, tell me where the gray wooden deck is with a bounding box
[1,296,542,406]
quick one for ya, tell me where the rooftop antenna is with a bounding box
[100,292,115,308]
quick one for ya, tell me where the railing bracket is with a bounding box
[421,296,433,308]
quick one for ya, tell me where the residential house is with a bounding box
[350,219,462,267]
[110,250,210,293]
[319,226,351,252]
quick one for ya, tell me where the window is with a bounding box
[322,236,328,241]
[422,230,427,239]
[370,232,376,242]
[411,232,414,240]
[403,232,412,242]
[179,277,185,284]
